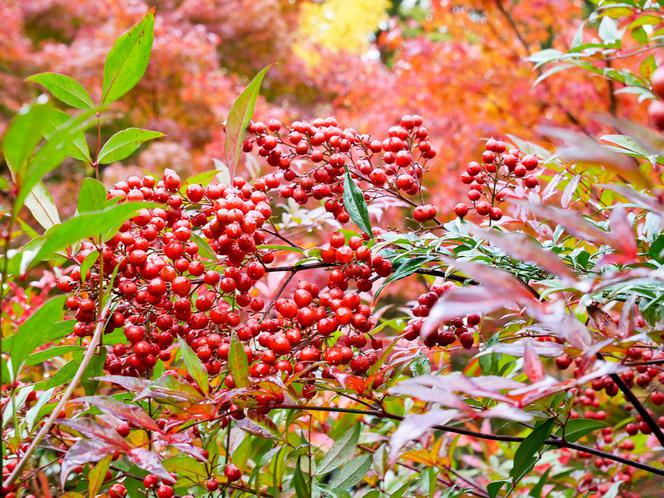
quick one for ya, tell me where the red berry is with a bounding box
[109,484,127,498]
[156,485,174,498]
[224,463,242,482]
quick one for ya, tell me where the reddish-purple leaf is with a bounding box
[422,285,515,338]
[60,418,130,448]
[537,125,648,187]
[95,375,152,393]
[469,227,576,280]
[127,448,174,483]
[61,439,116,487]
[561,175,580,208]
[601,206,637,265]
[390,382,468,410]
[523,339,545,383]
[389,409,458,461]
[76,396,161,432]
[601,184,662,213]
[481,404,532,422]
[517,202,614,247]
[487,338,564,357]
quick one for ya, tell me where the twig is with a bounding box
[5,300,112,487]
[273,404,664,477]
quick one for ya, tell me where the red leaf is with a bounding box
[59,418,130,448]
[127,448,174,483]
[61,439,116,487]
[76,396,161,432]
[469,227,576,280]
[481,404,533,422]
[523,339,545,383]
[96,375,152,393]
[517,202,613,247]
[389,409,458,461]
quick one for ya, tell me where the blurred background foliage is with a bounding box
[0,0,651,215]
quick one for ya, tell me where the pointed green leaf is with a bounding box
[177,336,208,395]
[224,66,270,174]
[97,128,164,164]
[229,331,250,388]
[292,457,309,498]
[317,423,360,475]
[560,418,608,443]
[328,454,371,489]
[9,296,66,377]
[15,106,100,212]
[2,102,54,183]
[24,181,61,229]
[27,72,94,109]
[45,109,92,163]
[343,167,372,237]
[510,418,554,483]
[77,178,108,213]
[80,250,99,284]
[102,11,154,103]
[26,201,156,268]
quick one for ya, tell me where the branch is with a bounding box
[609,372,664,447]
[5,300,112,487]
[274,404,664,477]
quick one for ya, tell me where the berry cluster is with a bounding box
[56,165,400,395]
[244,115,438,224]
[403,283,480,349]
[453,138,540,221]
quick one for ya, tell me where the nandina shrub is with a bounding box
[2,6,664,498]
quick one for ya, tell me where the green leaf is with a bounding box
[26,201,156,269]
[487,480,509,498]
[97,128,164,164]
[9,296,66,377]
[82,349,107,396]
[528,467,550,497]
[88,454,112,497]
[375,255,435,298]
[292,457,309,498]
[328,454,371,489]
[177,336,208,395]
[343,167,372,237]
[102,11,155,103]
[45,109,92,163]
[27,345,84,366]
[229,331,250,388]
[560,418,608,442]
[24,181,61,229]
[79,250,99,284]
[15,106,100,212]
[26,73,94,109]
[35,358,78,390]
[510,418,554,483]
[317,423,361,475]
[77,178,108,213]
[2,320,74,354]
[190,233,216,261]
[2,102,54,183]
[224,66,270,174]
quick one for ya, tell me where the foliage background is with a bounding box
[1,0,651,214]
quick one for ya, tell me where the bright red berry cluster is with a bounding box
[403,283,481,349]
[244,115,437,223]
[453,138,540,221]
